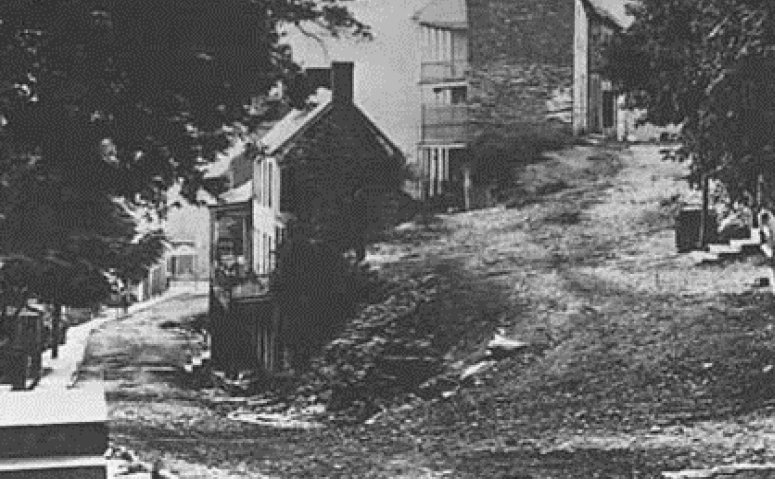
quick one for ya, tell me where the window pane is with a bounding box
[268,162,273,208]
[451,86,467,104]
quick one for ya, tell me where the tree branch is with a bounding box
[293,23,331,64]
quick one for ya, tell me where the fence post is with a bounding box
[9,347,27,390]
[51,303,62,359]
[463,165,472,211]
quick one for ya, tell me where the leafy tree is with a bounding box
[605,0,775,209]
[0,0,368,370]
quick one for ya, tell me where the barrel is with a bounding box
[676,206,718,252]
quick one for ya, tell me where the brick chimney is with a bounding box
[331,61,354,104]
[304,67,331,91]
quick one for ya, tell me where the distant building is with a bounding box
[574,0,625,138]
[573,0,680,141]
[163,185,215,282]
[411,0,676,204]
[166,239,198,280]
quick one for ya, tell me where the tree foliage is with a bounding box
[605,0,775,203]
[0,0,368,315]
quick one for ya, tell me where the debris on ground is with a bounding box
[226,410,325,430]
[459,360,497,382]
[662,463,775,479]
[106,445,178,478]
[486,330,531,358]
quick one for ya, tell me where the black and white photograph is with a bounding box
[1,0,773,477]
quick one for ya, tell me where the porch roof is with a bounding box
[170,243,197,256]
[412,0,467,30]
[258,90,333,156]
[218,179,253,205]
[584,0,632,29]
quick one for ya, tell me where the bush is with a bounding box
[304,274,442,420]
[469,123,574,188]
[269,236,384,372]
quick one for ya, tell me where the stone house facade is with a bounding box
[209,62,406,279]
[467,0,575,137]
[413,0,629,204]
[413,0,579,204]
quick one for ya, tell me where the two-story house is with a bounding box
[250,61,406,275]
[210,62,406,281]
[207,62,406,374]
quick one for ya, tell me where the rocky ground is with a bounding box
[82,143,775,478]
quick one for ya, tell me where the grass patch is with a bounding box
[469,124,575,188]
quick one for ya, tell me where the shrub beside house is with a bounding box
[208,62,409,376]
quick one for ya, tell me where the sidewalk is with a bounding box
[36,282,207,390]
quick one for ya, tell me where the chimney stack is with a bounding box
[331,61,354,104]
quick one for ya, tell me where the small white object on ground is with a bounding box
[227,411,324,429]
[460,361,497,381]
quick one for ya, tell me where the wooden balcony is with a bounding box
[420,104,469,144]
[420,60,469,84]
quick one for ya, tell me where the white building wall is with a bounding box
[164,184,215,279]
[252,157,281,275]
[573,0,590,136]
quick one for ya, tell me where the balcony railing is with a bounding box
[420,60,470,84]
[421,104,469,144]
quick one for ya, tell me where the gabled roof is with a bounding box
[258,90,333,156]
[257,88,404,160]
[583,0,632,30]
[204,123,277,179]
[412,0,467,30]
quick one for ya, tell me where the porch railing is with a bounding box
[420,60,470,84]
[420,104,470,144]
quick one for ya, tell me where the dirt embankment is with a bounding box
[369,144,775,478]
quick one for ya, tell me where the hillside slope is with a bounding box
[362,144,775,478]
[94,144,775,478]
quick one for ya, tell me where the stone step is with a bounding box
[0,455,106,479]
[729,237,761,248]
[689,250,720,264]
[708,243,742,255]
[0,383,107,459]
[0,421,107,459]
[663,462,775,478]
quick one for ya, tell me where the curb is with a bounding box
[663,463,775,478]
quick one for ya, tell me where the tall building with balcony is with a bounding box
[413,0,470,202]
[412,0,631,206]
